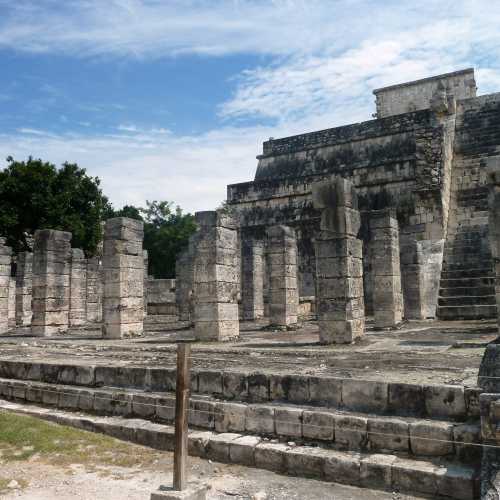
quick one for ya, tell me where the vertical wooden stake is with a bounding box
[173,342,190,491]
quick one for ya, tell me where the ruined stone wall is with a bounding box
[228,109,450,316]
[147,278,176,316]
[15,252,32,327]
[373,69,476,118]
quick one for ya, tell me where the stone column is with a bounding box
[487,157,500,332]
[102,217,144,339]
[15,251,33,326]
[241,238,264,320]
[32,229,72,336]
[193,211,239,341]
[400,238,426,320]
[86,257,102,323]
[143,250,149,318]
[266,225,298,327]
[370,209,403,328]
[8,276,16,329]
[312,177,365,344]
[69,249,87,327]
[0,239,12,334]
[175,247,194,322]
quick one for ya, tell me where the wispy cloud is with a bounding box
[2,0,500,214]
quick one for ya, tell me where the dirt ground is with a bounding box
[0,411,434,500]
[0,319,492,386]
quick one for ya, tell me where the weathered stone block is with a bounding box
[342,379,388,413]
[245,405,275,435]
[229,435,260,466]
[302,410,334,441]
[275,407,303,438]
[367,417,409,452]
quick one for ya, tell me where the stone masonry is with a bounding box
[32,229,72,336]
[102,217,144,339]
[15,251,33,327]
[312,177,365,343]
[266,225,298,327]
[370,209,403,328]
[175,246,194,323]
[143,250,148,319]
[69,248,87,327]
[8,276,15,329]
[487,156,500,332]
[192,210,240,341]
[86,257,102,323]
[0,238,12,334]
[241,238,265,321]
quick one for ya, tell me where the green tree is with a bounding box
[140,200,196,278]
[0,157,112,255]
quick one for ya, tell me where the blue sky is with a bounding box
[0,0,499,212]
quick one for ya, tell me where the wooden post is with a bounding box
[173,342,191,491]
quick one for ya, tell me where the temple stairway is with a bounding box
[437,96,500,320]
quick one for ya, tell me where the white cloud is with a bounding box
[2,0,500,215]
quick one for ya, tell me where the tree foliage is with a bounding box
[112,200,197,279]
[0,157,112,255]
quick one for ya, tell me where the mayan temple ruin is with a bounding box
[1,68,500,499]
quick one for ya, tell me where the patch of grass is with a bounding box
[0,411,160,467]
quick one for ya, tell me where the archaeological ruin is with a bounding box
[1,67,500,498]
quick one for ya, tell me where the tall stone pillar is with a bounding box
[241,238,264,320]
[32,229,72,336]
[8,276,16,329]
[0,239,12,334]
[312,177,365,344]
[370,209,403,328]
[266,225,298,327]
[175,247,194,322]
[102,217,144,339]
[69,249,87,327]
[15,251,33,326]
[86,257,102,323]
[401,238,426,320]
[143,250,149,318]
[193,211,239,341]
[487,157,500,332]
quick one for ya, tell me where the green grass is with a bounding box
[0,411,160,466]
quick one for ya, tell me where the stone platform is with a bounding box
[0,319,491,386]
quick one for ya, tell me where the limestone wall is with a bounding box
[373,69,476,118]
[147,278,176,315]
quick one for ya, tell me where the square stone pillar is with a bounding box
[193,211,239,341]
[487,157,500,331]
[266,225,298,327]
[312,177,365,344]
[8,276,16,329]
[86,256,102,323]
[0,238,12,334]
[370,209,404,328]
[32,229,72,336]
[143,250,149,318]
[102,217,144,339]
[175,247,194,322]
[69,249,87,327]
[15,251,33,327]
[241,238,264,320]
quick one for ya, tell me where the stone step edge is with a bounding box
[0,359,480,421]
[0,399,479,500]
[0,377,481,461]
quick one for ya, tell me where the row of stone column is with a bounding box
[0,218,147,338]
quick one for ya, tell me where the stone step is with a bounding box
[442,258,493,269]
[0,399,480,499]
[437,304,497,320]
[439,286,495,298]
[0,377,481,463]
[441,269,495,279]
[439,277,495,288]
[0,359,479,421]
[438,295,497,307]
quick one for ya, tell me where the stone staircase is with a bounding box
[0,360,482,498]
[437,96,500,320]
